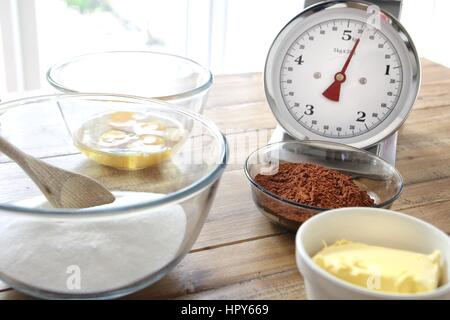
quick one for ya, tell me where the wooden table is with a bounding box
[0,59,449,299]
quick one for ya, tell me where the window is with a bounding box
[35,0,191,77]
[1,0,449,93]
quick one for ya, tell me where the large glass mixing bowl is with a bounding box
[47,51,213,113]
[0,94,227,299]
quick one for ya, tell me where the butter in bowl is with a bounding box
[295,207,450,299]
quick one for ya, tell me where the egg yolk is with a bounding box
[74,111,185,170]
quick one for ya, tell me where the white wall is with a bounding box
[402,0,450,67]
[1,0,449,93]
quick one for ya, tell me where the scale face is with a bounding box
[265,1,420,150]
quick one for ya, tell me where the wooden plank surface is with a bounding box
[0,59,450,299]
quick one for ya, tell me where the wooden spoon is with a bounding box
[0,136,115,209]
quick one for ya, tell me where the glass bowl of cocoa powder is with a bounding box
[244,141,403,231]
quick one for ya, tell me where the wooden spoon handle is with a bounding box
[0,135,115,209]
[0,136,31,167]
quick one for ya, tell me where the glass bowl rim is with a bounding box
[0,93,228,217]
[46,50,214,101]
[244,140,404,211]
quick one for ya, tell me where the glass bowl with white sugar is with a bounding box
[0,94,227,299]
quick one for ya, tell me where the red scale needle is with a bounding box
[322,38,361,102]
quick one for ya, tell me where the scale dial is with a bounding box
[265,1,420,148]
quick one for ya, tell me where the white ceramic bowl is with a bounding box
[296,208,450,300]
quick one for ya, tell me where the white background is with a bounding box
[0,0,449,93]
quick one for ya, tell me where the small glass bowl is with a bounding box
[0,94,227,299]
[47,51,213,114]
[244,141,403,232]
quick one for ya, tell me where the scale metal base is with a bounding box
[269,126,398,166]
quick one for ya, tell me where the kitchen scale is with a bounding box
[265,0,420,165]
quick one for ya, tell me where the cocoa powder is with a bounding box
[255,162,374,209]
